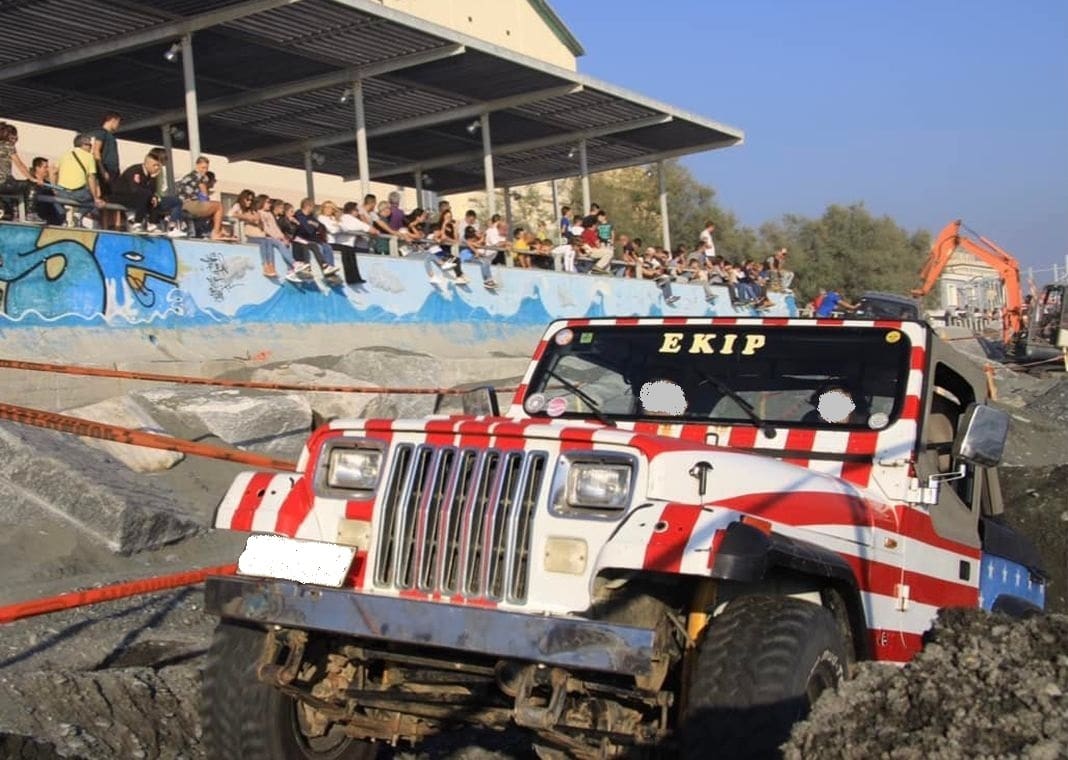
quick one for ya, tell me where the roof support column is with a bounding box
[578,139,590,215]
[481,112,496,218]
[304,151,316,203]
[503,186,514,236]
[658,160,671,251]
[414,169,423,209]
[161,124,176,193]
[550,179,559,236]
[180,34,201,169]
[352,79,370,198]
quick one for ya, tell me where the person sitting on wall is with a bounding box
[175,157,231,240]
[28,157,64,225]
[53,133,108,226]
[111,151,185,236]
[0,121,45,223]
[815,289,858,318]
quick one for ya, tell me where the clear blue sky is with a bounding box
[553,0,1068,272]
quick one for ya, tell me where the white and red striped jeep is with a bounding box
[202,317,1047,760]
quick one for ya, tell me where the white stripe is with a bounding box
[253,474,297,533]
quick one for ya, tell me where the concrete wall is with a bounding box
[0,223,795,358]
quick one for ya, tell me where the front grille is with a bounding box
[373,445,548,603]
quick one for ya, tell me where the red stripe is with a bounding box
[229,472,276,531]
[716,491,896,532]
[782,428,816,467]
[273,426,341,536]
[763,317,789,326]
[642,503,703,573]
[728,426,758,449]
[873,320,902,330]
[617,317,640,325]
[457,418,494,450]
[425,418,456,447]
[663,316,688,325]
[840,431,878,486]
[900,507,981,558]
[839,552,978,608]
[679,424,709,443]
[559,427,597,452]
[901,395,922,420]
[910,346,925,370]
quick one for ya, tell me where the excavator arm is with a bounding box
[912,220,1024,346]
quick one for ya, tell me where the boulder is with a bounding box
[248,363,376,422]
[133,387,312,461]
[64,396,184,473]
[0,423,200,554]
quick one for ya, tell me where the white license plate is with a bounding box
[238,534,357,588]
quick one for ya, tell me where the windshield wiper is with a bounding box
[698,372,776,439]
[542,368,616,427]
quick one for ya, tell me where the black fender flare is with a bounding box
[990,595,1044,619]
[710,521,870,659]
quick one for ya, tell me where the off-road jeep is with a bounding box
[202,316,1048,759]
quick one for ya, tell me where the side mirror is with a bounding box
[952,404,1008,467]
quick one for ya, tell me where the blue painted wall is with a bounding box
[0,224,795,329]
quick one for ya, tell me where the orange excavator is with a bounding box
[911,219,1025,348]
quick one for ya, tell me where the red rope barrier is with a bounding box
[0,358,469,395]
[0,564,238,624]
[0,401,297,471]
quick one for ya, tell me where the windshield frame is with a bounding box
[522,322,914,431]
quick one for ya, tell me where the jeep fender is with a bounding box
[710,521,870,659]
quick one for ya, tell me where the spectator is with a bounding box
[307,200,345,278]
[29,157,63,225]
[259,194,303,278]
[0,122,43,222]
[595,209,614,249]
[559,205,571,240]
[639,246,679,305]
[386,190,406,230]
[89,112,122,229]
[53,132,107,226]
[175,157,231,240]
[436,199,451,223]
[231,191,281,278]
[550,234,575,272]
[815,289,858,318]
[371,199,396,253]
[434,208,461,269]
[332,201,369,284]
[463,209,479,236]
[578,219,613,274]
[484,218,509,265]
[110,151,184,236]
[513,226,532,269]
[460,224,498,289]
[699,220,716,258]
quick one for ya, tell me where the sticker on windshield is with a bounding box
[868,412,890,429]
[545,396,568,417]
[554,328,574,346]
[640,380,688,415]
[524,393,547,414]
[658,332,767,356]
[580,332,594,344]
[885,330,902,344]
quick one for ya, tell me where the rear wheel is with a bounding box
[201,621,378,760]
[681,595,847,760]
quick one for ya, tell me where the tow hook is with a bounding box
[513,666,568,730]
[256,628,308,687]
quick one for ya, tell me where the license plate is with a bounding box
[238,534,356,588]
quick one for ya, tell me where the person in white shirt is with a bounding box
[320,201,367,283]
[699,220,716,258]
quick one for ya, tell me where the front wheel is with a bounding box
[681,595,847,760]
[201,621,378,760]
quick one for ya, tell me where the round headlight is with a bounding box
[327,448,382,490]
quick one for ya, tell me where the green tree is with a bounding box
[759,204,929,302]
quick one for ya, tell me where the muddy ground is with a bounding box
[0,345,1065,759]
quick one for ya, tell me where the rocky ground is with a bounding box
[0,341,1065,758]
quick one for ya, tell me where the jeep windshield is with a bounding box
[523,324,912,430]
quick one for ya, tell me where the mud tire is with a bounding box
[681,595,847,760]
[201,621,378,760]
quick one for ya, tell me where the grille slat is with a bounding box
[374,446,546,603]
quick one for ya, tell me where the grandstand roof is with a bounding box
[0,0,743,192]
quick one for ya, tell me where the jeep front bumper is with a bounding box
[205,575,659,677]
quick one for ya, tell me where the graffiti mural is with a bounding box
[0,223,796,328]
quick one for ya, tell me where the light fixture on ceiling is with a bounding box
[465,119,481,135]
[420,173,433,187]
[338,88,352,105]
[163,42,181,63]
[311,151,326,167]
[566,146,577,159]
[168,125,186,142]
[644,167,655,178]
